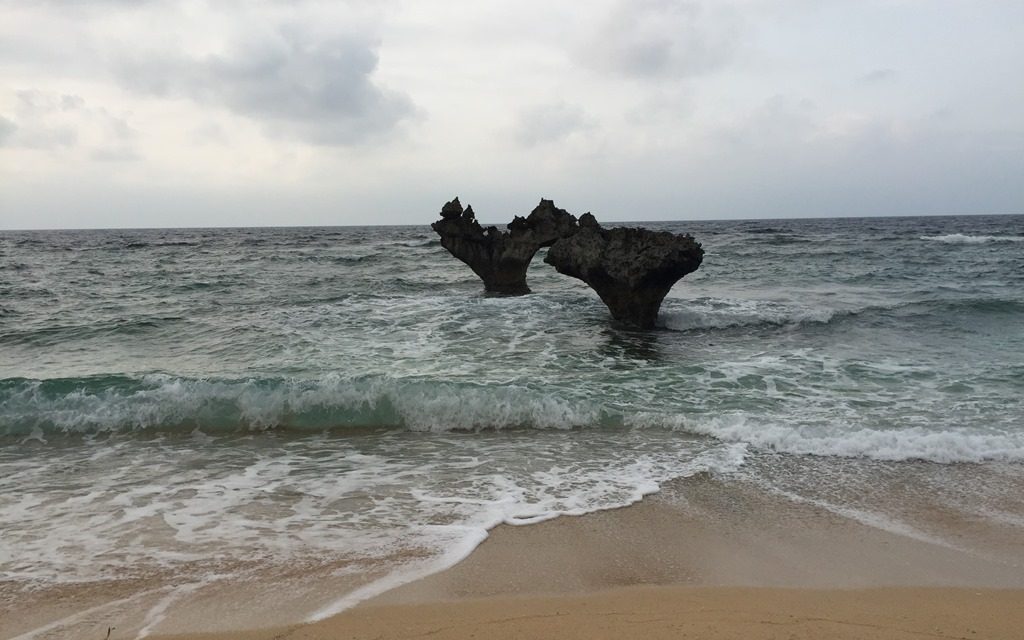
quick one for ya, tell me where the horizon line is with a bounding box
[1,210,1021,233]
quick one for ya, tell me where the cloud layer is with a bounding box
[578,0,741,78]
[115,27,416,145]
[1,0,1022,228]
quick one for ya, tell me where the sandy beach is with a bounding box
[6,470,1022,640]
[151,472,1024,640]
[153,586,1024,640]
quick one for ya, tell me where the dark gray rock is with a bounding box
[431,198,578,295]
[545,220,704,329]
[433,198,705,326]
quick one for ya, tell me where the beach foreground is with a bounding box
[6,470,1021,640]
[156,587,1024,640]
[156,473,1024,640]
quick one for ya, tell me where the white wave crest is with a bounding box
[0,374,601,435]
[660,298,837,331]
[921,233,1024,244]
[679,413,1024,463]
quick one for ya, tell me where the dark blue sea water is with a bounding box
[1,214,1023,627]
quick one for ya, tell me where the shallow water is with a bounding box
[1,214,1023,626]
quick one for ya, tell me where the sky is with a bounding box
[1,0,1023,229]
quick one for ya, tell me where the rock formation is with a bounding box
[431,197,578,295]
[544,215,704,329]
[432,197,704,328]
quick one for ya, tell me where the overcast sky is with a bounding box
[1,0,1022,229]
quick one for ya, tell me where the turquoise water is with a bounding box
[1,215,1022,603]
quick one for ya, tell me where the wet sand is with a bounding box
[6,473,1023,640]
[155,587,1024,640]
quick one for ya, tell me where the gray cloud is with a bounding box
[626,87,694,125]
[712,95,818,149]
[1,92,78,149]
[579,0,741,79]
[90,146,141,162]
[16,90,84,115]
[115,27,416,146]
[14,125,77,149]
[2,0,157,5]
[1,90,135,152]
[3,0,1023,228]
[0,116,16,145]
[859,68,897,84]
[513,102,594,147]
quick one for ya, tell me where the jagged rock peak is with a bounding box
[440,197,464,220]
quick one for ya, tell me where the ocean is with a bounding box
[2,214,1023,630]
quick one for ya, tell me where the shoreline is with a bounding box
[6,468,1022,640]
[151,470,1024,640]
[154,587,1024,640]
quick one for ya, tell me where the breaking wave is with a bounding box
[5,375,1023,464]
[666,414,1024,464]
[660,299,840,331]
[123,241,199,249]
[659,295,1022,332]
[0,374,601,436]
[921,234,1024,244]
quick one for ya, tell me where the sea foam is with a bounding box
[4,373,1023,465]
[660,297,839,331]
[678,413,1024,463]
[921,233,1024,244]
[0,374,601,435]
